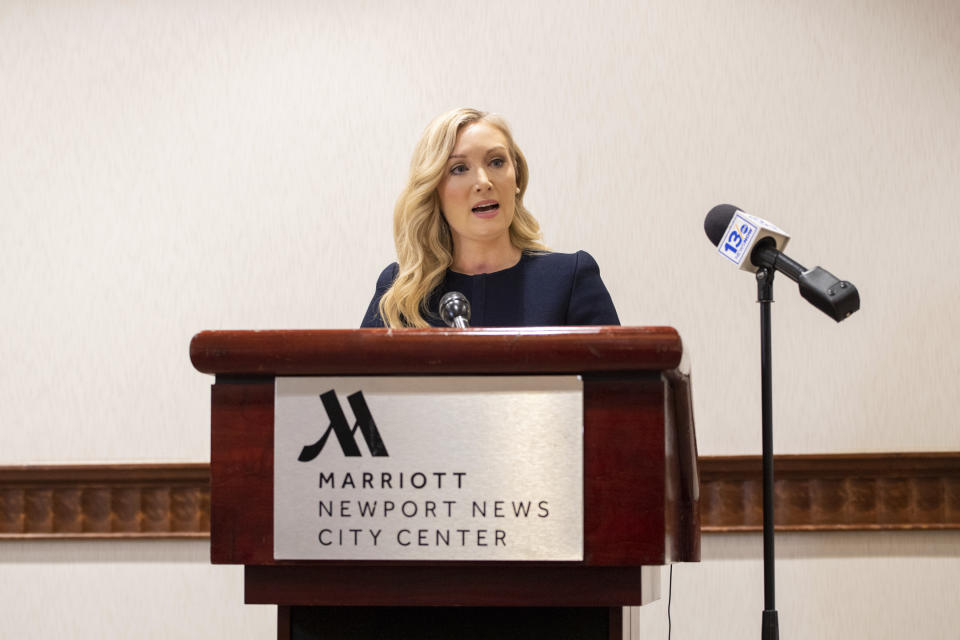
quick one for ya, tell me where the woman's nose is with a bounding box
[474,168,492,190]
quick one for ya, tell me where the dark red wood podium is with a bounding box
[191,327,700,640]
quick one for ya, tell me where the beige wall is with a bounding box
[1,1,958,637]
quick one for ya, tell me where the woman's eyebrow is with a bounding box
[447,145,507,162]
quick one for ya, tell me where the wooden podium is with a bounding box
[191,327,700,640]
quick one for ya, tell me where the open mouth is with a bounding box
[472,202,499,213]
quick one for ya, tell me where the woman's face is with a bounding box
[437,120,517,250]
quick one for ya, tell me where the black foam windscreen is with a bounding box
[704,204,740,246]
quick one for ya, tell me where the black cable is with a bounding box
[667,564,673,640]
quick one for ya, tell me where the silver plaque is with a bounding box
[274,376,583,561]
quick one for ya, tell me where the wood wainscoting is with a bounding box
[1,454,958,539]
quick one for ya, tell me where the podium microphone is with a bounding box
[439,291,471,328]
[704,204,860,322]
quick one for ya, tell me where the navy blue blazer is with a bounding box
[361,251,620,327]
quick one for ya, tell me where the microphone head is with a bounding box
[705,204,791,272]
[439,291,471,327]
[704,204,740,247]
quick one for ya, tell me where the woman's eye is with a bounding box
[490,158,505,168]
[450,164,467,175]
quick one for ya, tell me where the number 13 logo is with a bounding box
[723,225,748,255]
[719,216,756,263]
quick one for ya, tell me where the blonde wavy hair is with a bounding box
[378,108,548,328]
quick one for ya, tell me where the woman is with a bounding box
[361,108,619,327]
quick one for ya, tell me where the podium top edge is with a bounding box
[189,326,684,376]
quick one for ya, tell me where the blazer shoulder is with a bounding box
[375,262,400,289]
[361,262,400,328]
[526,250,600,273]
[524,250,579,271]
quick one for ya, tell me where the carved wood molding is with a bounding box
[0,464,209,538]
[1,454,957,539]
[699,453,960,532]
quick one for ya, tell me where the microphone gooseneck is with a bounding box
[439,291,471,328]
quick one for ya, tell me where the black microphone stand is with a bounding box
[706,207,860,640]
[756,266,779,640]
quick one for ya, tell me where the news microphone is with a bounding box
[705,204,860,322]
[439,291,471,328]
[705,204,791,272]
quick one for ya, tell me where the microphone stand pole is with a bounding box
[756,266,780,640]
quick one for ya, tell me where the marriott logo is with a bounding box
[298,390,389,460]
